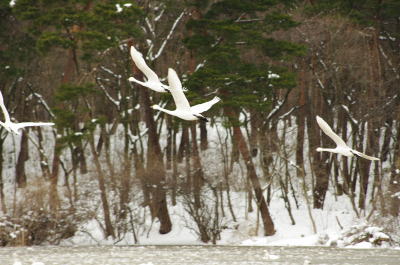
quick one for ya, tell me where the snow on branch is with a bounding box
[383,94,399,109]
[195,60,207,72]
[316,52,328,71]
[266,89,292,122]
[145,17,156,38]
[26,133,50,162]
[96,77,120,109]
[271,106,300,127]
[316,77,325,90]
[379,45,400,80]
[153,10,186,61]
[341,105,358,125]
[363,94,399,120]
[154,8,165,22]
[235,18,263,23]
[128,127,148,145]
[28,92,56,119]
[100,66,121,79]
[146,39,154,60]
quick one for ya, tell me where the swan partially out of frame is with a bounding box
[152,68,220,122]
[316,115,379,161]
[0,91,54,135]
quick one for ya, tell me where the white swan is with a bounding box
[0,91,54,135]
[128,46,170,93]
[316,115,379,161]
[152,68,220,122]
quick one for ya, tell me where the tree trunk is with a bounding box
[306,81,329,209]
[389,117,400,216]
[76,141,87,174]
[35,127,51,179]
[190,124,204,209]
[296,59,307,179]
[249,110,260,157]
[226,108,275,236]
[119,125,132,220]
[357,123,371,210]
[171,126,178,206]
[199,121,208,151]
[130,41,172,234]
[140,84,172,234]
[49,138,61,212]
[296,115,305,179]
[0,136,7,213]
[339,110,351,194]
[166,116,173,170]
[177,125,189,163]
[89,136,115,239]
[15,131,28,188]
[307,113,329,209]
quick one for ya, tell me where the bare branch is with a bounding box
[235,18,263,23]
[341,105,359,125]
[28,92,56,119]
[145,17,156,38]
[265,89,292,122]
[100,66,121,79]
[153,10,186,60]
[154,8,165,22]
[379,45,400,80]
[95,77,120,109]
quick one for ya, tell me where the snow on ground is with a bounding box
[1,123,397,249]
[62,203,200,246]
[61,189,361,248]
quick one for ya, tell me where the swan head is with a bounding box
[193,114,208,122]
[316,147,323,152]
[160,84,170,93]
[128,77,136,82]
[151,104,161,110]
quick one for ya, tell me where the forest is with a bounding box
[0,0,399,246]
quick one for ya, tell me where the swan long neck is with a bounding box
[129,77,146,86]
[154,106,175,116]
[316,147,337,153]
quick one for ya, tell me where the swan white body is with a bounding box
[152,68,220,122]
[128,46,169,93]
[316,115,379,161]
[0,91,54,135]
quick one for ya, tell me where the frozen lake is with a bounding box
[1,245,399,265]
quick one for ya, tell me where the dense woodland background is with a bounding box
[0,0,399,246]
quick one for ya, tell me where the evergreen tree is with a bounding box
[184,0,304,236]
[8,0,145,238]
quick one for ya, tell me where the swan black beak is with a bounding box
[194,114,208,122]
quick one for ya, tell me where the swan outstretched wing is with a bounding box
[316,116,347,148]
[0,91,11,122]
[168,68,191,111]
[190,96,220,114]
[130,46,159,82]
[352,150,380,161]
[14,122,55,130]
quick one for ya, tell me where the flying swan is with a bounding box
[152,68,220,122]
[316,115,379,161]
[0,91,54,135]
[128,46,170,93]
